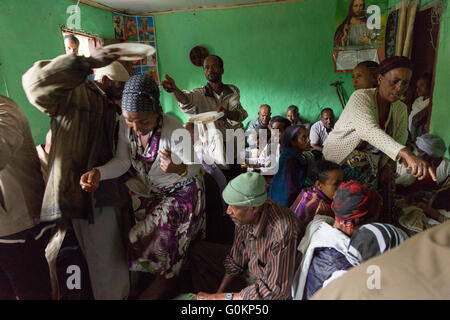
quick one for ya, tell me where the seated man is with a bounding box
[310,108,335,153]
[194,172,302,300]
[396,133,449,192]
[245,104,271,156]
[286,105,310,129]
[292,180,381,300]
[246,116,291,175]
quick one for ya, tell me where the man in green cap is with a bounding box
[194,172,302,300]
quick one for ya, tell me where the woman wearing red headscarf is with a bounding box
[324,56,437,223]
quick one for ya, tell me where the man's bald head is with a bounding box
[258,104,271,126]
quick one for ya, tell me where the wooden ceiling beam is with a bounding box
[77,0,305,16]
[139,0,306,15]
[78,0,125,13]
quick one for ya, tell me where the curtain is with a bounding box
[385,0,419,58]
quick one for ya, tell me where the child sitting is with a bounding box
[290,160,343,225]
[268,124,310,207]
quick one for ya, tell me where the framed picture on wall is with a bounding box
[113,14,159,82]
[333,0,388,72]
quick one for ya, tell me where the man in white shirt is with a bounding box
[310,108,335,152]
[286,105,310,129]
[161,55,248,181]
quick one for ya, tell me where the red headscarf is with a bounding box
[331,180,381,227]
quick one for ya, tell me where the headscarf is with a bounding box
[375,56,413,76]
[281,124,305,148]
[416,133,446,158]
[121,74,161,112]
[346,222,408,266]
[94,61,130,82]
[331,180,381,227]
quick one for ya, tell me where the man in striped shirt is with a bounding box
[195,172,302,300]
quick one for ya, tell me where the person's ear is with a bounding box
[251,206,261,217]
[315,180,322,190]
[377,74,382,86]
[101,75,109,86]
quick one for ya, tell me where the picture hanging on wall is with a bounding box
[113,13,159,83]
[333,0,388,72]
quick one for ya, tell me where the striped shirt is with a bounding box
[223,199,301,300]
[347,222,408,266]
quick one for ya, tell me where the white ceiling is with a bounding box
[87,0,288,14]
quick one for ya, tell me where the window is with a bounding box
[61,27,98,57]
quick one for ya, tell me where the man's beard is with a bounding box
[355,11,365,19]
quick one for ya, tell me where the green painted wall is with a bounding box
[1,0,447,155]
[154,0,449,154]
[429,0,450,157]
[387,0,449,156]
[154,0,353,127]
[0,0,113,144]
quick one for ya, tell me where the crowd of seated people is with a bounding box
[2,45,448,302]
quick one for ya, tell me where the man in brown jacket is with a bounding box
[22,48,131,300]
[0,95,53,299]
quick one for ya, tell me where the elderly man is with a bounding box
[64,34,80,55]
[310,108,335,152]
[245,104,271,157]
[22,49,131,300]
[286,105,310,129]
[162,55,248,181]
[0,95,53,300]
[193,172,301,300]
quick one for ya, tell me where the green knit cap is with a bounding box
[222,172,267,207]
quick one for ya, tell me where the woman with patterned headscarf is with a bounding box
[324,56,437,223]
[80,75,205,299]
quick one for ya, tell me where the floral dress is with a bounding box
[126,117,206,278]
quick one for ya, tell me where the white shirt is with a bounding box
[408,96,430,132]
[396,158,450,186]
[258,143,281,175]
[310,120,332,147]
